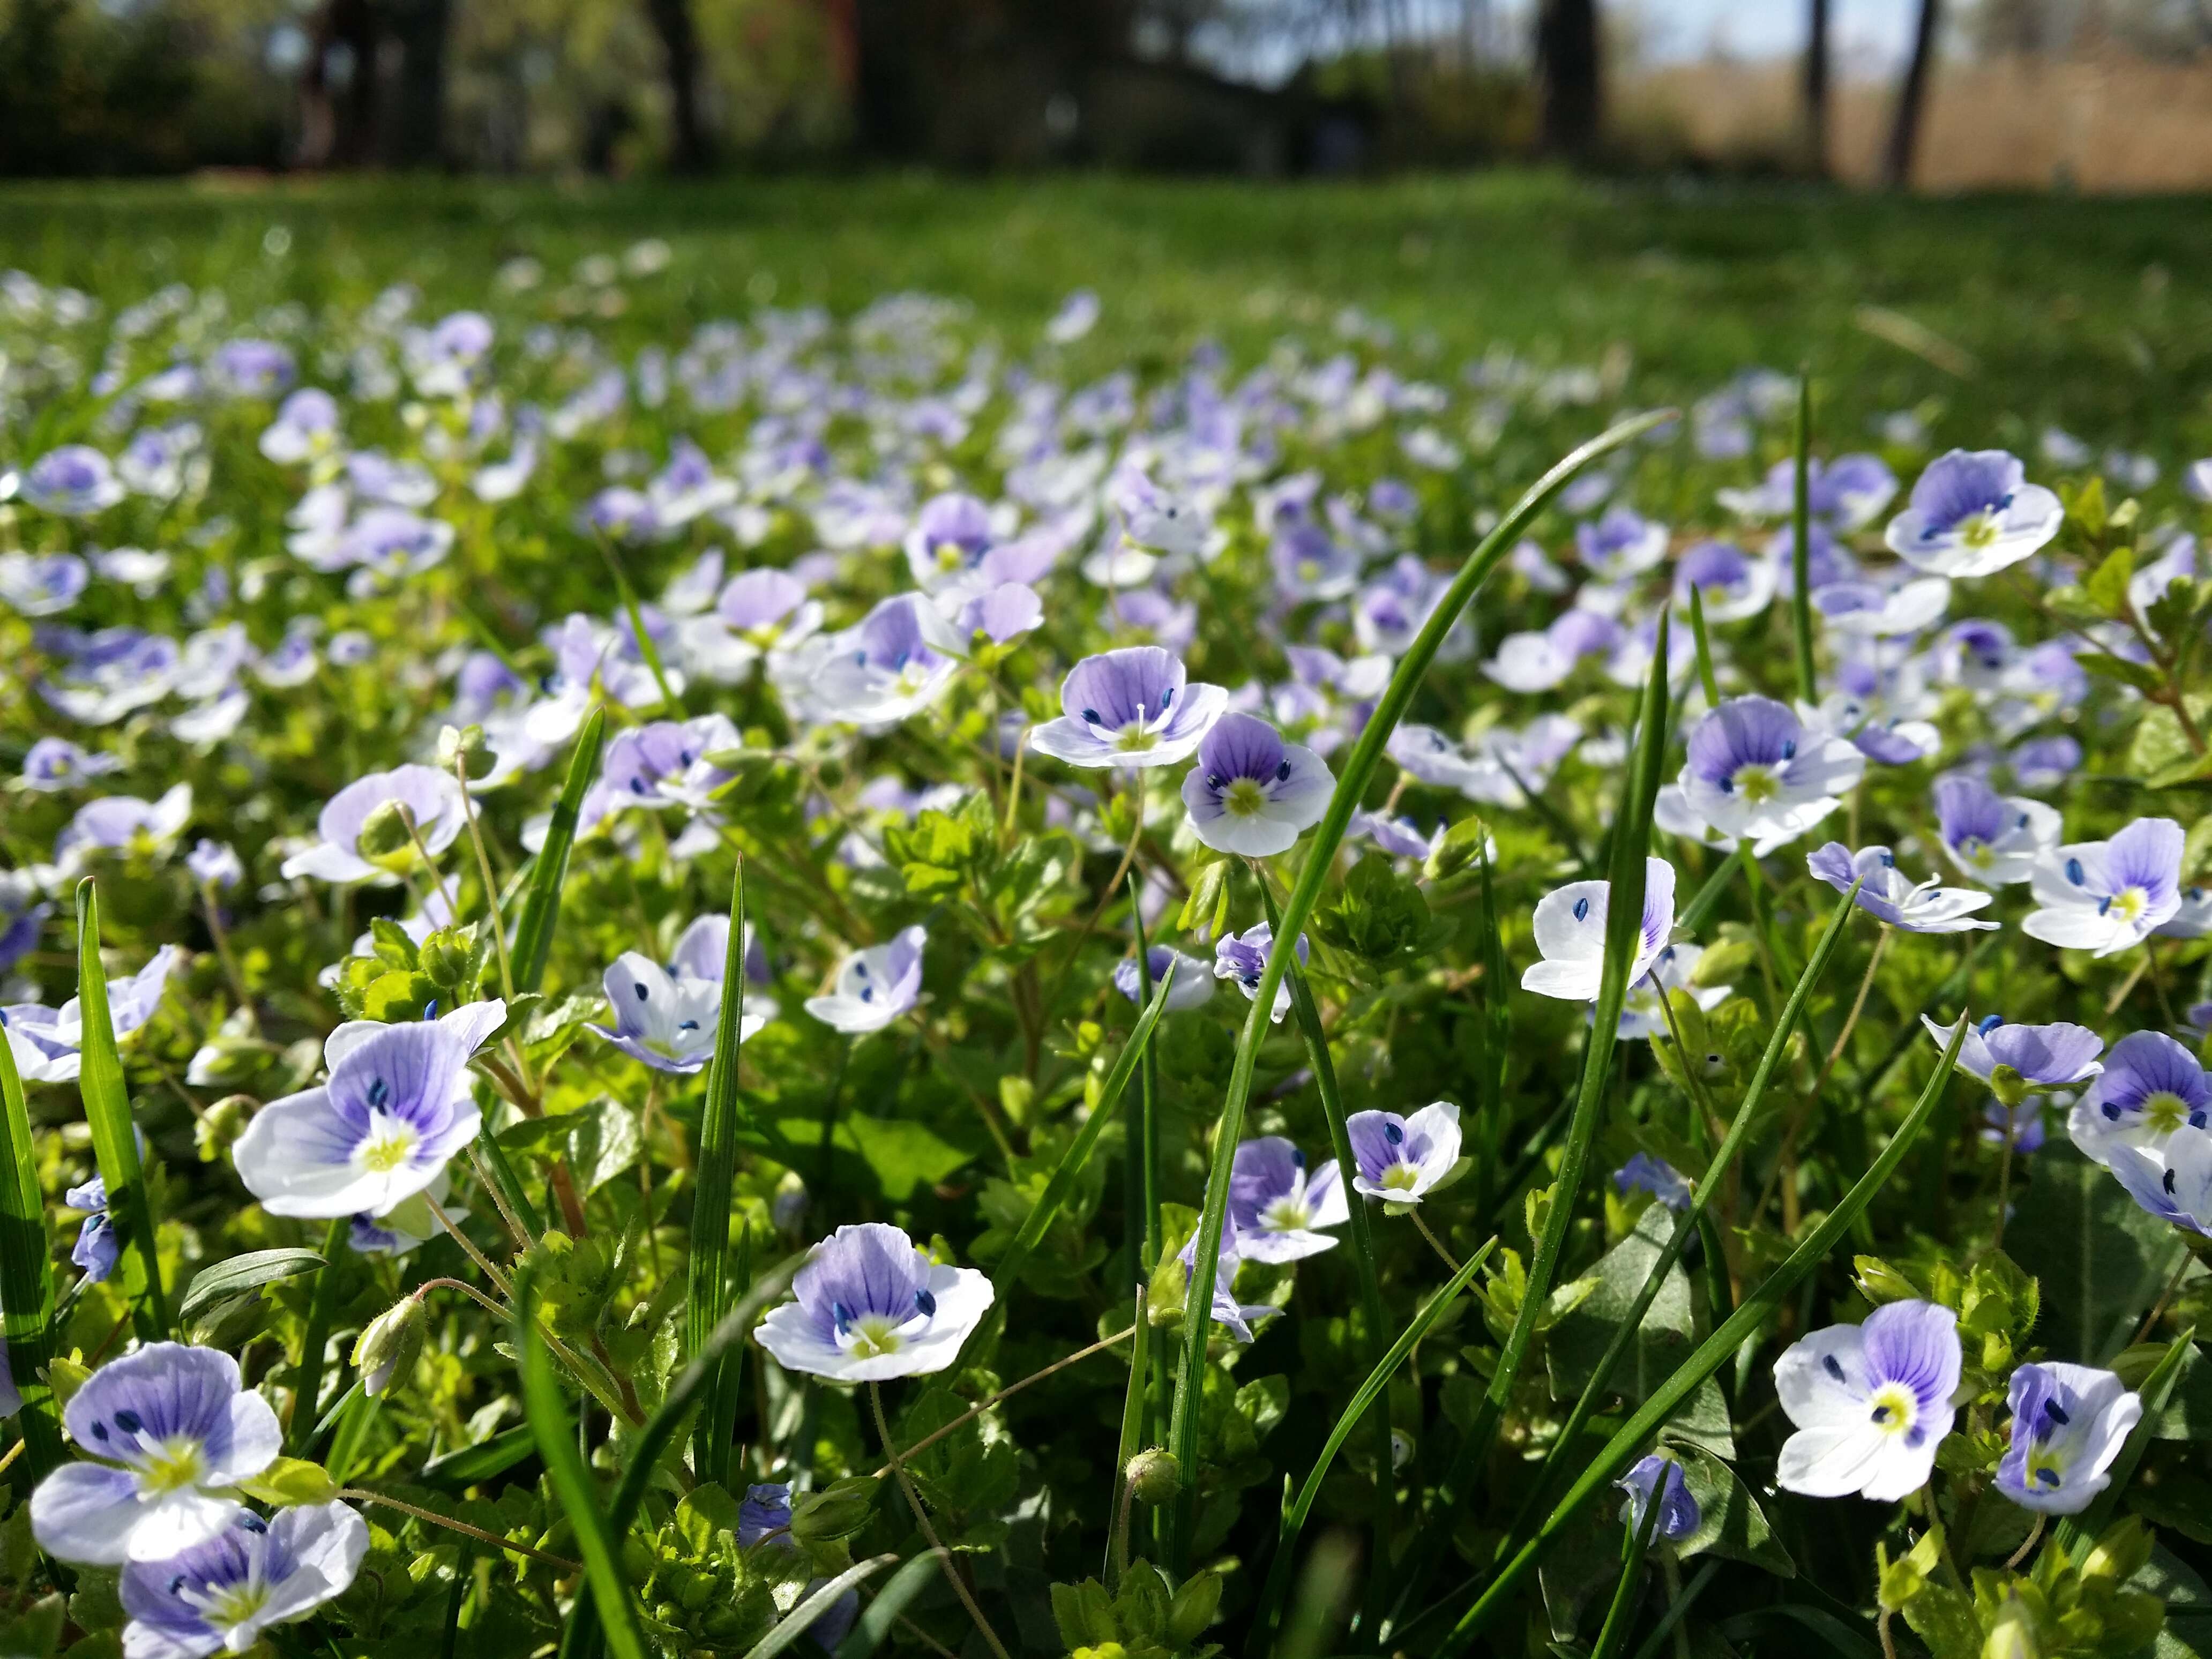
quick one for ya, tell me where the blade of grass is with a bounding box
[687,859,749,1490]
[285,1217,350,1454]
[592,538,681,714]
[1589,1486,1663,1659]
[1628,1560,1719,1659]
[1395,608,1675,1619]
[1504,881,1863,1543]
[474,1129,546,1239]
[511,707,607,995]
[1260,880,1395,1639]
[516,1265,648,1659]
[1789,368,1817,705]
[1431,1017,1967,1655]
[74,880,169,1338]
[1125,870,1162,1288]
[743,1555,897,1659]
[1685,582,1721,709]
[1471,842,1511,1219]
[1677,845,1748,937]
[0,1029,62,1479]
[829,1550,948,1658]
[1164,407,1675,1574]
[1253,1236,1499,1648]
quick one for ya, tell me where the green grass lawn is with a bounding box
[6,170,2212,453]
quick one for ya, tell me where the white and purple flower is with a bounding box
[805,926,927,1035]
[1932,775,2061,886]
[1212,922,1305,1023]
[1112,946,1214,1011]
[588,915,774,1073]
[1029,646,1227,771]
[1885,449,2063,579]
[1180,712,1333,857]
[119,1503,368,1659]
[1227,1137,1348,1261]
[1521,857,1677,1004]
[1616,1454,1701,1543]
[280,765,468,885]
[1676,697,1864,856]
[1774,1300,1961,1501]
[2023,817,2184,957]
[755,1222,993,1382]
[1993,1363,2140,1516]
[1343,1101,1462,1207]
[31,1344,283,1565]
[2068,1030,2211,1165]
[1805,843,1997,933]
[231,1001,505,1220]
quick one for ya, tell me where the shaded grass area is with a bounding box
[5,170,2212,449]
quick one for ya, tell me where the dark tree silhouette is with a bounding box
[1885,0,1943,188]
[1804,0,1830,174]
[644,0,713,172]
[1536,0,1601,158]
[384,0,450,168]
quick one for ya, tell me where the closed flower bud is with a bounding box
[355,800,417,864]
[790,1476,879,1544]
[1126,1448,1179,1505]
[353,1295,425,1397]
[436,723,495,781]
[417,929,475,991]
[195,1094,255,1164]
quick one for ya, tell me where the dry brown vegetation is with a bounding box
[1617,50,2212,190]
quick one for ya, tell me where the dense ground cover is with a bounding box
[4,174,2212,1659]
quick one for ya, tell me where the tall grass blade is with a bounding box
[687,860,749,1489]
[744,1555,896,1659]
[1507,881,1863,1539]
[74,880,169,1338]
[1589,1490,1663,1659]
[0,1030,62,1479]
[1789,368,1817,704]
[1253,1237,1498,1648]
[831,1550,948,1658]
[511,707,607,995]
[1164,407,1674,1572]
[1686,581,1721,708]
[286,1218,349,1453]
[515,1265,648,1659]
[1471,843,1511,1216]
[1259,881,1395,1632]
[1432,1018,1967,1654]
[1677,845,1748,936]
[1395,609,1673,1615]
[1124,870,1162,1286]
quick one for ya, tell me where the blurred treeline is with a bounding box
[4,0,2212,182]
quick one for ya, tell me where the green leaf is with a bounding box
[1669,1446,1794,1576]
[2077,651,2164,694]
[687,863,750,1490]
[74,881,168,1338]
[829,1549,945,1658]
[236,1456,338,1507]
[177,1248,325,1325]
[2084,544,2137,616]
[419,1424,539,1491]
[516,1266,648,1659]
[2010,1144,2182,1362]
[510,707,606,995]
[0,1025,62,1479]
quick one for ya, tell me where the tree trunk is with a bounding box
[1884,0,1942,189]
[1803,0,1830,175]
[1536,0,1601,159]
[849,0,924,158]
[644,0,712,173]
[383,0,449,169]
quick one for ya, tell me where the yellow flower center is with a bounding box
[1958,510,2001,549]
[2143,1090,2192,1134]
[1867,1382,1918,1438]
[1223,778,1267,818]
[139,1440,206,1496]
[843,1315,904,1359]
[1379,1163,1421,1193]
[1115,724,1157,753]
[933,541,966,573]
[2109,887,2147,923]
[1732,764,1781,805]
[360,1130,416,1174]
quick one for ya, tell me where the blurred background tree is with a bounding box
[3,0,2212,185]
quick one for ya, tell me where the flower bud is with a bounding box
[1125,1448,1180,1505]
[437,723,495,782]
[355,801,416,864]
[195,1095,256,1164]
[790,1475,879,1544]
[417,928,476,991]
[353,1295,425,1397]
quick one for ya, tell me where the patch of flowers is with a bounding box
[0,250,2208,1659]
